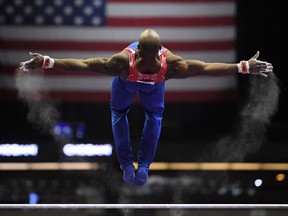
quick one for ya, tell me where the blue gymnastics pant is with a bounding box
[110,76,165,170]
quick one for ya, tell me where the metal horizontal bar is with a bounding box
[0,204,288,209]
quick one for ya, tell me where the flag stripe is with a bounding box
[107,2,235,17]
[0,26,235,41]
[1,74,237,91]
[0,90,238,103]
[107,16,234,27]
[0,40,234,51]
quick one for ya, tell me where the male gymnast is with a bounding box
[20,29,273,187]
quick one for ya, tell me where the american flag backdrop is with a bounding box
[0,0,238,103]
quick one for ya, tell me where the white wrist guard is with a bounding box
[42,55,55,69]
[237,60,249,74]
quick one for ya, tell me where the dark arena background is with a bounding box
[0,0,288,215]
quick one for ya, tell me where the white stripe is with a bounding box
[172,50,236,62]
[136,80,155,85]
[1,50,236,65]
[166,75,237,91]
[108,2,235,17]
[0,74,112,91]
[0,74,237,92]
[0,26,235,41]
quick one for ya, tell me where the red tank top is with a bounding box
[125,46,168,85]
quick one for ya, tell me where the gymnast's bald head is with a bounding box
[138,29,161,55]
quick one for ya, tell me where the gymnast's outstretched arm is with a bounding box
[165,50,273,79]
[19,51,129,77]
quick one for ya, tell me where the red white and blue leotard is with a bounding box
[125,41,168,84]
[110,41,168,172]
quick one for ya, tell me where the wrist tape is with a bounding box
[42,56,55,69]
[237,60,249,74]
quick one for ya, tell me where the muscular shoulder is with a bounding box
[108,51,128,68]
[165,51,207,79]
[107,50,129,76]
[110,50,128,63]
[165,51,188,79]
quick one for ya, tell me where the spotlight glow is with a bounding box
[254,179,263,187]
[276,173,286,182]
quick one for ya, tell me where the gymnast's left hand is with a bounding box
[19,52,44,71]
[248,51,273,78]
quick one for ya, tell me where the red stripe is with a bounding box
[107,17,234,27]
[0,41,234,51]
[0,65,107,77]
[45,69,106,77]
[0,89,238,103]
[165,90,238,103]
[108,0,235,3]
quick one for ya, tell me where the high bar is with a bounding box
[0,204,288,209]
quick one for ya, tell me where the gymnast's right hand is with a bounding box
[19,52,44,71]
